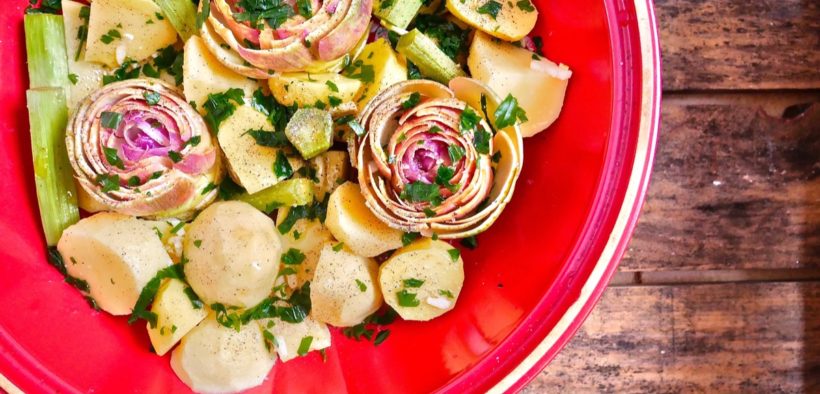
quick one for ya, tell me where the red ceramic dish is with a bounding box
[0,0,660,392]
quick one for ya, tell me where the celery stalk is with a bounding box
[27,89,80,245]
[155,0,198,41]
[235,179,315,213]
[24,14,70,90]
[397,29,465,84]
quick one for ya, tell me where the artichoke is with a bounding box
[66,79,222,220]
[200,0,372,79]
[355,78,524,239]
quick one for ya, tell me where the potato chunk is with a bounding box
[84,0,177,67]
[56,212,173,315]
[325,182,404,257]
[379,239,464,321]
[467,31,570,137]
[268,73,362,108]
[258,316,331,362]
[62,0,106,110]
[183,201,282,307]
[446,0,537,41]
[310,245,382,327]
[184,35,259,112]
[275,212,335,290]
[218,104,303,194]
[346,39,407,110]
[146,278,207,356]
[171,315,276,393]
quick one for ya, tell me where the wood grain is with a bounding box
[524,282,820,393]
[656,0,820,90]
[620,94,820,272]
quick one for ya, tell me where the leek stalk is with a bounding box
[24,14,70,90]
[27,89,80,245]
[155,0,198,41]
[235,179,315,213]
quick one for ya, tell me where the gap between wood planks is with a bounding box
[662,89,820,118]
[611,270,820,286]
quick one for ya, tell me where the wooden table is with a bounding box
[524,0,820,392]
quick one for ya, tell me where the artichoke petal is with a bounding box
[355,79,523,239]
[66,79,223,220]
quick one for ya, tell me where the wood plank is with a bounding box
[656,0,820,90]
[620,94,820,272]
[523,282,820,393]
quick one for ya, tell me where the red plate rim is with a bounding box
[490,0,661,391]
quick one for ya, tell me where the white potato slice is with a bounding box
[218,104,304,194]
[325,182,404,257]
[183,35,259,111]
[84,0,177,67]
[310,245,382,327]
[310,150,350,200]
[268,73,362,108]
[275,211,335,290]
[147,278,207,356]
[379,239,464,321]
[258,315,331,362]
[56,212,173,315]
[171,315,276,393]
[467,31,570,137]
[348,39,407,111]
[62,0,106,110]
[183,201,282,307]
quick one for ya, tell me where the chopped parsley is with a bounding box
[26,0,62,15]
[448,145,466,162]
[246,129,291,148]
[473,128,491,154]
[103,147,125,169]
[343,60,375,83]
[494,94,528,129]
[100,111,123,129]
[460,235,478,249]
[102,59,142,85]
[73,6,90,61]
[400,181,442,206]
[193,239,203,248]
[401,232,421,246]
[332,242,345,252]
[373,330,390,346]
[415,14,471,61]
[355,279,367,292]
[196,0,210,29]
[328,95,342,107]
[492,151,502,163]
[168,150,182,163]
[435,166,456,190]
[401,92,421,109]
[203,88,245,132]
[396,289,420,307]
[99,29,121,44]
[439,289,454,298]
[68,73,79,85]
[251,88,295,133]
[281,248,306,265]
[325,80,339,92]
[448,248,461,262]
[403,278,425,288]
[429,126,442,134]
[460,106,481,134]
[516,0,535,11]
[297,0,313,17]
[477,0,502,19]
[201,182,217,195]
[96,174,120,193]
[127,176,140,187]
[128,264,186,327]
[273,151,293,179]
[297,336,313,356]
[233,0,294,29]
[184,136,202,148]
[143,91,161,106]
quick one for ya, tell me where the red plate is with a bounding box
[0,0,660,392]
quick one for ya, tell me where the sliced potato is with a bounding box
[183,201,282,307]
[467,31,570,137]
[56,212,173,315]
[218,104,304,194]
[325,182,404,257]
[446,0,537,41]
[84,0,177,67]
[379,239,464,321]
[146,278,207,356]
[269,73,362,108]
[171,315,276,393]
[258,315,331,362]
[311,245,382,327]
[62,0,107,110]
[346,38,408,110]
[310,150,350,200]
[275,211,335,290]
[184,35,259,112]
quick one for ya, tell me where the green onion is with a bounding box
[154,0,198,41]
[27,89,79,245]
[24,14,70,89]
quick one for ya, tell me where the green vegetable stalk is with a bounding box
[155,0,199,41]
[24,14,70,89]
[27,88,80,245]
[235,179,315,213]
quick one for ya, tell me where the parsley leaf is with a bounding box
[397,289,420,307]
[273,151,293,179]
[516,0,535,11]
[473,128,491,155]
[355,279,367,292]
[402,232,421,246]
[402,92,421,109]
[100,111,123,129]
[460,235,478,249]
[477,0,502,19]
[297,0,313,18]
[448,145,466,162]
[435,166,456,189]
[103,147,125,169]
[400,181,442,206]
[143,91,161,106]
[282,248,306,265]
[297,336,313,356]
[246,129,291,148]
[403,278,425,288]
[494,94,528,129]
[460,106,481,134]
[203,88,245,132]
[448,248,461,262]
[415,14,470,61]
